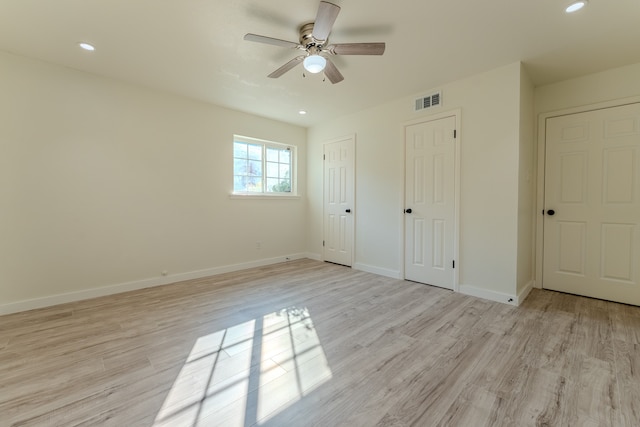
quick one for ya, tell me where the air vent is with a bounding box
[414,91,442,112]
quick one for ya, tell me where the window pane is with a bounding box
[280,149,290,163]
[266,178,279,192]
[266,147,279,162]
[248,160,262,177]
[233,137,294,195]
[266,162,279,178]
[268,178,291,193]
[234,159,248,175]
[234,175,248,192]
[248,144,262,160]
[239,176,262,193]
[238,175,262,192]
[279,164,290,179]
[234,142,248,158]
[247,176,262,192]
[267,178,290,192]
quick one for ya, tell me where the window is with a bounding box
[233,135,295,195]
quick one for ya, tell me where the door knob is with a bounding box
[404,208,412,214]
[345,209,351,213]
[546,209,555,216]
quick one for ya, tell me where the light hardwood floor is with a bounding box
[1,259,639,426]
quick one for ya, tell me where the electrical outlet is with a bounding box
[161,270,168,276]
[256,241,262,250]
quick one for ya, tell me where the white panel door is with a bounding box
[405,116,456,289]
[543,102,640,305]
[324,136,354,266]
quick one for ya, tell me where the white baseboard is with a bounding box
[352,262,402,279]
[305,252,322,261]
[1,257,535,315]
[458,284,518,306]
[0,253,308,316]
[302,253,402,279]
[458,280,534,306]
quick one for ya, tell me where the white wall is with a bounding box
[517,64,535,295]
[0,52,557,313]
[533,61,640,291]
[535,62,640,115]
[0,51,307,313]
[307,62,526,301]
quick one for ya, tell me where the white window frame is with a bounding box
[232,135,298,197]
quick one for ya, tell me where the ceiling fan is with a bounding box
[244,1,386,84]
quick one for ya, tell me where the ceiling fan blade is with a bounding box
[328,43,386,55]
[244,33,300,49]
[324,58,344,84]
[312,1,341,41]
[268,56,305,78]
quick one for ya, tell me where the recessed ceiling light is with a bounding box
[78,42,95,51]
[298,110,307,115]
[565,1,587,13]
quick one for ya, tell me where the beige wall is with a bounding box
[7,48,613,312]
[535,62,640,115]
[517,64,535,294]
[0,51,307,312]
[533,61,640,291]
[308,62,526,301]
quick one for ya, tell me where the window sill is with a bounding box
[229,193,301,200]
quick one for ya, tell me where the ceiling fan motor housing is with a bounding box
[299,22,325,49]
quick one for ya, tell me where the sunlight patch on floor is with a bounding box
[152,307,332,426]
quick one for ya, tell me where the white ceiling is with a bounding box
[2,0,640,127]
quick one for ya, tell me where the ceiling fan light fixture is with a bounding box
[303,55,326,74]
[565,1,587,13]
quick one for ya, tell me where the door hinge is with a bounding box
[323,240,325,247]
[452,260,455,268]
[453,129,457,138]
[323,154,326,160]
